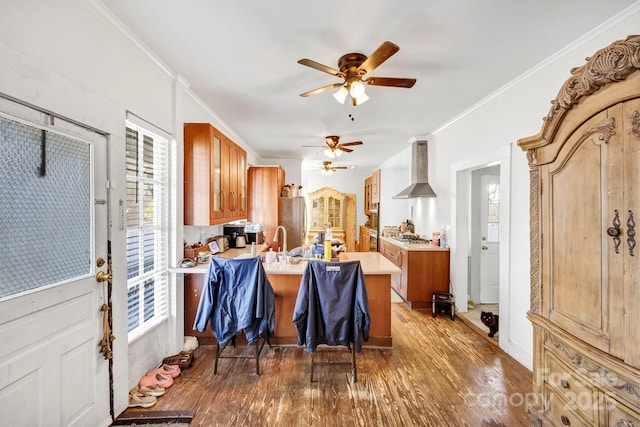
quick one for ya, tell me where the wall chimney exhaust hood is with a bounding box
[393,140,436,199]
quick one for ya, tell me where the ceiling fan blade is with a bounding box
[334,166,348,170]
[337,147,353,153]
[358,41,400,75]
[297,59,344,77]
[337,141,363,147]
[364,76,416,88]
[300,83,344,97]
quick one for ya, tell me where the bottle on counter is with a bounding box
[431,231,440,247]
[266,248,276,264]
[439,225,448,248]
[324,223,333,261]
[250,242,257,257]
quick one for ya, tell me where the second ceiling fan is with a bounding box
[298,41,416,105]
[320,161,348,175]
[306,135,363,158]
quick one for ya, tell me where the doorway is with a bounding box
[451,144,511,348]
[0,97,112,426]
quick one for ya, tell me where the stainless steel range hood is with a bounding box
[393,140,436,199]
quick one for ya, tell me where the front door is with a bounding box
[0,106,111,426]
[480,174,500,303]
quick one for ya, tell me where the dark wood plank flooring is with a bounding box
[121,302,532,426]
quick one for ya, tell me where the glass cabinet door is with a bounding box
[211,134,221,215]
[311,196,325,228]
[328,196,342,228]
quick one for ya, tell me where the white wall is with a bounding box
[378,7,640,368]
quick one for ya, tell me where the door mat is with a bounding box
[111,410,195,425]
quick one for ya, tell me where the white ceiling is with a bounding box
[100,0,636,173]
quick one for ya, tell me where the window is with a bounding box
[126,122,169,340]
[486,183,500,242]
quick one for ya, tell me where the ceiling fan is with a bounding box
[298,41,416,106]
[320,161,348,175]
[304,135,363,158]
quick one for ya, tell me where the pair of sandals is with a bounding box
[128,385,164,408]
[162,351,194,369]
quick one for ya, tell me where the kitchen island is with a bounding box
[177,250,400,348]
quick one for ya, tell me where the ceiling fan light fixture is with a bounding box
[349,81,365,98]
[333,86,349,104]
[354,92,369,105]
[324,148,338,158]
[321,168,334,176]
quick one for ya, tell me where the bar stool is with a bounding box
[293,260,371,382]
[432,291,455,321]
[192,256,275,375]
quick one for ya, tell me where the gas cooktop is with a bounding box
[392,236,430,244]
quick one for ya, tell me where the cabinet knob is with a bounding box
[560,379,569,389]
[560,415,570,425]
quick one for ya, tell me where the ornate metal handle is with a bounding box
[628,210,636,257]
[608,210,621,254]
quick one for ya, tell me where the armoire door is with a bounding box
[543,97,640,362]
[542,108,619,354]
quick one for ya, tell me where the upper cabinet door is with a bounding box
[210,130,224,222]
[237,149,247,218]
[371,169,380,204]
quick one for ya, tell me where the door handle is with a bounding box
[96,271,112,282]
[608,209,621,254]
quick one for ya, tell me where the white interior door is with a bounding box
[480,175,500,303]
[0,109,111,427]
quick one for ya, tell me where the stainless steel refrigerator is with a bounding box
[279,197,306,251]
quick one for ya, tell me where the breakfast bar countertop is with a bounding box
[172,249,400,275]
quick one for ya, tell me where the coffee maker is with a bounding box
[223,224,247,248]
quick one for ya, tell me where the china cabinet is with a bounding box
[518,35,640,426]
[305,187,356,251]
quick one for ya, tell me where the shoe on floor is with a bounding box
[128,391,157,408]
[163,352,193,369]
[146,364,181,379]
[140,371,173,389]
[131,385,165,397]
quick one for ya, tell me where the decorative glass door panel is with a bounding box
[328,197,342,228]
[212,134,221,214]
[312,196,325,228]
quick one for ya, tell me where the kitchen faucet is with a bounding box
[273,225,288,258]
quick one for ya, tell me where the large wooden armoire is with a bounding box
[518,35,640,426]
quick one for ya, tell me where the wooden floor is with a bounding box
[121,302,532,426]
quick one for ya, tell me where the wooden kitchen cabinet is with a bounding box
[359,225,371,252]
[364,176,372,214]
[224,134,247,219]
[184,274,214,342]
[184,123,247,225]
[379,237,450,309]
[517,36,640,426]
[371,169,381,204]
[248,166,285,249]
